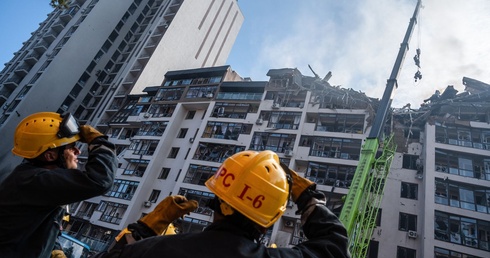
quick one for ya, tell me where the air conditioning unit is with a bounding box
[144,201,152,208]
[284,150,293,157]
[407,230,418,239]
[415,173,423,179]
[285,220,294,228]
[189,137,194,143]
[272,103,280,109]
[256,118,263,125]
[143,113,150,118]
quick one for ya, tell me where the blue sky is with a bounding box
[2,0,490,108]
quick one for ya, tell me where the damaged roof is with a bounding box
[266,67,379,110]
[393,76,490,127]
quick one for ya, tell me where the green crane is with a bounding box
[338,1,422,257]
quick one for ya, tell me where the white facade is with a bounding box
[0,0,243,177]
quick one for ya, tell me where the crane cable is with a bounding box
[413,5,422,83]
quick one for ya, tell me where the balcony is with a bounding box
[24,52,40,65]
[33,41,50,53]
[14,65,31,77]
[0,89,12,101]
[59,5,80,22]
[42,32,58,43]
[51,21,65,32]
[3,77,22,90]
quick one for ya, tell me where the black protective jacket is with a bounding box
[0,137,117,258]
[93,195,350,258]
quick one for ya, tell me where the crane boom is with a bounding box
[338,1,422,257]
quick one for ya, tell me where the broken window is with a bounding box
[106,179,139,200]
[302,136,361,160]
[396,246,416,258]
[398,212,417,231]
[193,143,246,163]
[401,182,418,200]
[122,159,149,177]
[202,121,252,140]
[137,121,167,136]
[148,190,160,203]
[98,201,127,225]
[402,154,418,169]
[305,161,356,188]
[315,113,365,133]
[178,188,214,216]
[250,132,296,153]
[184,164,218,186]
[212,102,257,118]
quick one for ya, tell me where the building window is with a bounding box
[250,132,296,153]
[305,161,356,188]
[194,143,246,163]
[434,178,490,214]
[376,208,382,227]
[158,167,170,179]
[212,102,256,119]
[178,128,188,138]
[435,148,490,180]
[260,111,303,130]
[402,154,419,169]
[185,86,217,98]
[178,188,214,215]
[137,121,167,136]
[122,159,149,177]
[401,182,418,200]
[106,179,139,200]
[75,202,97,219]
[186,110,196,119]
[434,247,483,258]
[202,121,252,140]
[147,103,177,117]
[168,147,179,158]
[184,164,218,186]
[399,212,417,231]
[148,190,160,203]
[314,113,365,133]
[130,140,159,155]
[301,135,361,160]
[98,201,127,225]
[397,246,416,258]
[367,241,379,258]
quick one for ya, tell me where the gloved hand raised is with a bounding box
[79,125,105,143]
[139,195,198,235]
[280,163,315,202]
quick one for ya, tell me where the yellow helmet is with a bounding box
[205,150,290,228]
[12,112,80,159]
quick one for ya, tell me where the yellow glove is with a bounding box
[51,250,67,258]
[79,125,105,143]
[139,195,198,235]
[280,163,315,202]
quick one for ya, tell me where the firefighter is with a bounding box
[0,112,117,258]
[94,150,350,258]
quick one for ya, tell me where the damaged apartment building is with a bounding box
[61,64,489,258]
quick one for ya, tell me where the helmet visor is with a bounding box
[57,113,80,138]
